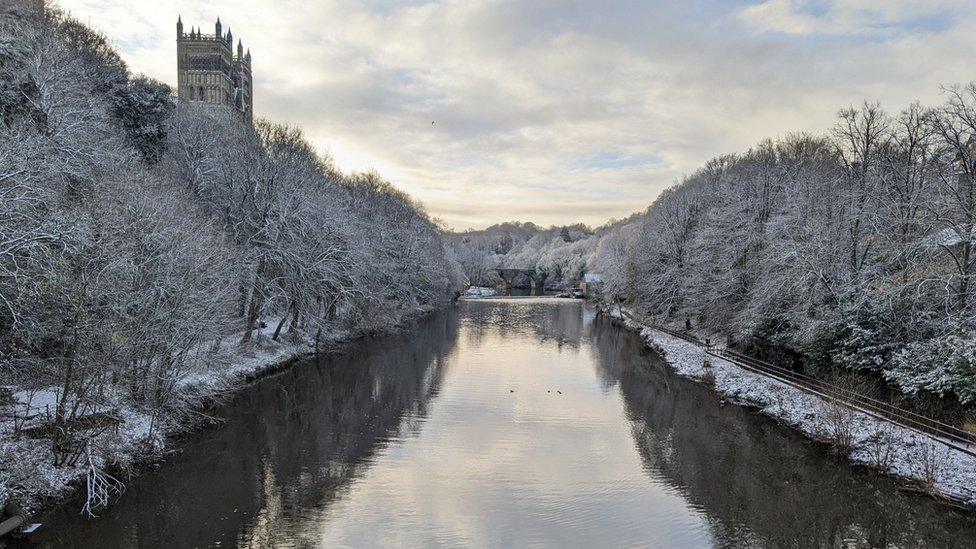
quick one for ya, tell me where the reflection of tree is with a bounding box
[29,306,976,549]
[27,311,460,549]
[461,300,585,351]
[586,311,651,391]
[588,315,976,549]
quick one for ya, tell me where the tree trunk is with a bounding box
[271,311,288,342]
[959,240,971,313]
[241,262,263,344]
[287,300,300,335]
[241,293,261,344]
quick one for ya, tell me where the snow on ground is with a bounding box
[0,321,316,516]
[0,305,437,518]
[605,306,976,508]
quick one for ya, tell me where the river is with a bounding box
[22,299,976,548]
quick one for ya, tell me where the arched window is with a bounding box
[198,86,205,101]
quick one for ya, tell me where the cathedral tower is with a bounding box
[176,17,253,123]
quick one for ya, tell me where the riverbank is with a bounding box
[603,306,976,509]
[0,307,439,526]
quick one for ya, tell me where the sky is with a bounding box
[56,0,976,230]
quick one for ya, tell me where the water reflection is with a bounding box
[25,311,460,548]
[24,300,976,548]
[588,319,976,548]
[462,297,586,351]
[506,288,546,297]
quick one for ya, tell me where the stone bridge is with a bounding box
[496,268,548,293]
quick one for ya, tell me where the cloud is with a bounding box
[737,0,959,36]
[55,0,976,230]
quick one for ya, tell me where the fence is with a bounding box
[617,309,976,458]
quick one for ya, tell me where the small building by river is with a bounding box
[581,273,604,297]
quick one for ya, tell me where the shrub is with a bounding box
[831,308,900,373]
[110,76,174,163]
[885,334,976,405]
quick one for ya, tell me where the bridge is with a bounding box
[495,268,548,294]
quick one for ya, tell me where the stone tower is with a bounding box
[176,17,253,123]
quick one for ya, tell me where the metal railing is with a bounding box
[617,309,976,457]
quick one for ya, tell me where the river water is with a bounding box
[24,299,976,548]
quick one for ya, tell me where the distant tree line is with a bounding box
[447,221,622,289]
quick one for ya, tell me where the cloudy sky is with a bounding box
[57,0,976,230]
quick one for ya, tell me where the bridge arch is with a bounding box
[495,268,548,295]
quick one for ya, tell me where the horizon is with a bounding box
[56,0,976,230]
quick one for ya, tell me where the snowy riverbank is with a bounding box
[0,310,436,521]
[604,307,976,509]
[0,326,305,519]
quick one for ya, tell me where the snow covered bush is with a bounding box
[110,76,175,163]
[830,308,901,373]
[886,335,976,405]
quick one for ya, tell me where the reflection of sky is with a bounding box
[309,300,713,547]
[31,301,976,547]
[57,0,976,229]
